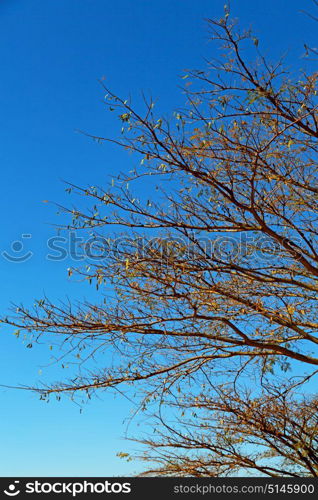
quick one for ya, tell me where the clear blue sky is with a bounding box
[0,0,315,477]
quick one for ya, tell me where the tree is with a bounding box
[4,9,318,476]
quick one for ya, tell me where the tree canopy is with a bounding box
[5,10,318,476]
